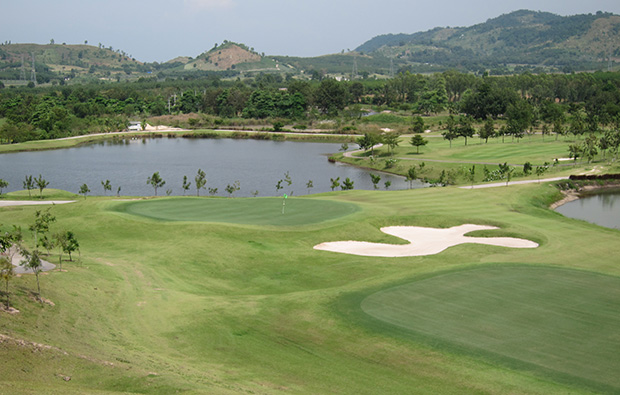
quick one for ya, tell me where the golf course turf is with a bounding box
[114,197,360,226]
[2,182,620,393]
[361,265,620,391]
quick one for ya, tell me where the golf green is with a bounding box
[114,197,360,226]
[361,265,620,390]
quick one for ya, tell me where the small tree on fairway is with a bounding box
[409,135,428,154]
[341,178,354,190]
[384,180,391,190]
[370,173,381,189]
[306,180,313,194]
[53,231,67,270]
[208,187,218,196]
[0,179,8,196]
[0,257,14,309]
[19,247,43,301]
[23,175,35,198]
[29,208,56,248]
[182,176,191,196]
[479,117,495,144]
[35,175,49,199]
[62,231,79,261]
[568,144,582,164]
[330,177,340,191]
[147,172,165,196]
[276,180,284,193]
[383,133,400,156]
[79,184,90,198]
[101,180,112,196]
[195,169,207,196]
[339,143,349,152]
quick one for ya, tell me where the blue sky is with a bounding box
[2,0,620,62]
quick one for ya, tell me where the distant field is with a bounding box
[114,197,360,226]
[361,265,620,391]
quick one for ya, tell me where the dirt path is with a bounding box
[460,177,568,189]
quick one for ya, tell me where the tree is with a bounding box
[330,177,340,191]
[23,175,35,198]
[182,176,191,196]
[457,115,476,146]
[62,231,79,261]
[409,135,428,154]
[370,173,381,189]
[410,116,425,134]
[0,256,14,309]
[357,133,381,156]
[467,165,476,189]
[79,184,90,198]
[276,180,284,193]
[568,144,582,163]
[225,181,240,197]
[306,180,313,194]
[315,79,348,115]
[20,247,43,301]
[0,179,8,196]
[442,115,458,148]
[535,162,549,183]
[339,143,349,152]
[405,166,417,189]
[384,180,392,190]
[35,174,49,198]
[479,117,495,144]
[341,177,354,190]
[147,172,166,196]
[582,134,599,163]
[383,133,400,156]
[195,169,207,196]
[101,180,112,196]
[29,208,56,248]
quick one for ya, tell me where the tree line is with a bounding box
[1,70,619,144]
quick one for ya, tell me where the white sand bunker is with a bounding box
[314,224,538,257]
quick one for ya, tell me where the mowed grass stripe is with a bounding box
[115,197,360,226]
[361,265,620,390]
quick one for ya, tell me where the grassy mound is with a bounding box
[361,265,620,391]
[114,197,360,226]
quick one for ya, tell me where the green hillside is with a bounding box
[356,10,620,73]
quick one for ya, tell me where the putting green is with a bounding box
[361,265,620,391]
[114,197,360,226]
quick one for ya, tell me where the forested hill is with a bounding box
[356,10,620,72]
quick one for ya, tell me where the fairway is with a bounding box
[114,197,360,226]
[361,265,620,390]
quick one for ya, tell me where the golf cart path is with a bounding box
[0,200,76,207]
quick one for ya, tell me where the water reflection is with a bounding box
[0,137,426,197]
[556,189,620,230]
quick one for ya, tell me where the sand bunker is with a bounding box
[314,224,538,257]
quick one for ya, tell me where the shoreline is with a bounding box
[549,182,620,210]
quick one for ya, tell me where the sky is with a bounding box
[2,0,620,63]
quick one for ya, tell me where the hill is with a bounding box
[0,42,148,83]
[356,10,620,73]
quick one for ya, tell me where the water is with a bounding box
[555,189,620,230]
[0,137,424,197]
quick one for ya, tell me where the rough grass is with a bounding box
[1,183,619,393]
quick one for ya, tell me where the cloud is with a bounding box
[184,0,234,10]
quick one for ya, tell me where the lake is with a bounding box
[0,137,424,197]
[555,189,620,230]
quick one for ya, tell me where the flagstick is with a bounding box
[282,193,287,214]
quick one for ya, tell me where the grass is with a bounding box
[1,169,620,391]
[114,197,360,226]
[361,265,620,392]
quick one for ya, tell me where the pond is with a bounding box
[555,189,620,230]
[0,137,424,197]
